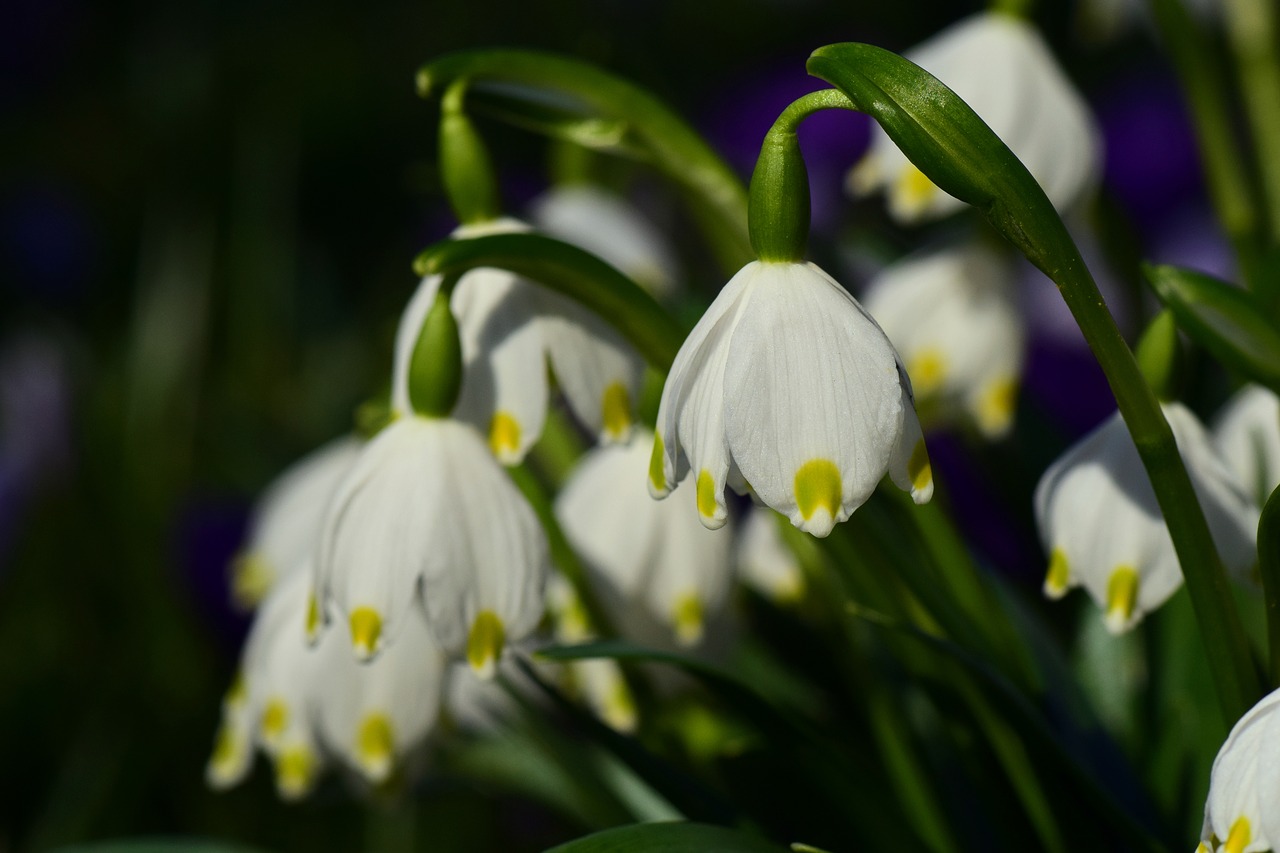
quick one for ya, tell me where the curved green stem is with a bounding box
[418,50,752,271]
[808,42,1263,723]
[1259,485,1280,687]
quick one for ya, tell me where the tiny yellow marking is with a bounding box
[1105,566,1140,633]
[1043,548,1070,599]
[1223,816,1251,853]
[350,607,383,658]
[601,382,632,440]
[649,432,668,493]
[907,440,932,493]
[357,713,395,780]
[673,592,704,647]
[467,610,506,679]
[230,552,273,609]
[696,469,718,519]
[907,349,946,397]
[225,672,247,708]
[602,675,638,734]
[305,593,321,640]
[893,162,937,218]
[794,459,842,522]
[489,411,522,459]
[275,745,316,800]
[975,377,1018,437]
[1194,844,1210,853]
[208,723,243,777]
[260,699,288,740]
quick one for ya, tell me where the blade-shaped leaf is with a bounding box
[544,821,785,853]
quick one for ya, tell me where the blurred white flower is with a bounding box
[650,260,932,538]
[544,575,638,733]
[862,241,1025,438]
[441,218,645,464]
[738,507,805,605]
[557,429,734,648]
[1199,686,1280,853]
[848,12,1100,224]
[1035,402,1258,633]
[529,184,680,300]
[230,436,362,608]
[1212,384,1280,507]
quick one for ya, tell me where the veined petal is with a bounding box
[723,262,904,536]
[888,360,934,505]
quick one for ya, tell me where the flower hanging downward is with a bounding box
[650,260,932,537]
[1199,687,1280,852]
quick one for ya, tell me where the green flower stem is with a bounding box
[439,82,501,226]
[809,42,1263,723]
[1259,485,1280,687]
[1149,0,1263,285]
[1223,0,1280,246]
[418,50,752,270]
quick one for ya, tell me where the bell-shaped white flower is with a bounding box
[439,218,644,464]
[230,437,363,608]
[529,184,680,300]
[1212,384,1280,507]
[847,12,1100,223]
[1035,402,1259,633]
[738,507,806,605]
[862,241,1025,439]
[1199,687,1280,853]
[544,575,638,733]
[556,428,735,647]
[650,260,932,538]
[315,271,550,676]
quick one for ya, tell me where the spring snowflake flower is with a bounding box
[862,241,1025,439]
[230,437,362,608]
[1035,402,1258,633]
[847,11,1100,224]
[1212,384,1280,507]
[314,271,549,676]
[650,260,932,538]
[444,217,644,464]
[529,184,680,300]
[1199,687,1280,853]
[557,428,735,647]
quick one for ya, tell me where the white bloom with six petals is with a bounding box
[650,260,932,538]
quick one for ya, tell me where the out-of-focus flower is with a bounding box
[847,12,1100,224]
[557,429,734,648]
[650,260,932,538]
[1199,687,1280,853]
[315,270,549,677]
[1212,385,1280,507]
[738,507,805,605]
[544,576,637,733]
[445,217,644,464]
[230,437,362,608]
[862,241,1024,439]
[529,184,679,299]
[1035,402,1258,632]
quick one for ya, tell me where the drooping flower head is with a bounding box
[848,12,1100,223]
[1035,402,1258,632]
[1199,687,1280,853]
[650,260,932,538]
[1212,384,1280,507]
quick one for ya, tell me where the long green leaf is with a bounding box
[544,821,785,853]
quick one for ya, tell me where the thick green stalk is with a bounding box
[1223,0,1280,246]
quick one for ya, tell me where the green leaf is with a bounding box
[544,821,785,853]
[414,233,686,371]
[52,841,270,853]
[1144,263,1280,393]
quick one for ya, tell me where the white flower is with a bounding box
[556,429,735,647]
[1035,402,1259,633]
[1212,384,1280,507]
[432,218,645,464]
[738,507,806,605]
[529,184,680,300]
[315,267,550,676]
[650,260,932,538]
[1199,687,1280,853]
[544,575,638,733]
[847,12,1100,224]
[230,437,362,608]
[862,241,1024,438]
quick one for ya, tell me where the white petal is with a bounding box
[1207,687,1280,849]
[1212,384,1280,507]
[738,506,805,603]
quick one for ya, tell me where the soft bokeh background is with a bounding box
[0,0,1232,848]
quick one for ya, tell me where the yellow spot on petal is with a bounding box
[260,699,288,741]
[230,552,273,609]
[350,607,383,659]
[1043,548,1071,599]
[649,432,668,494]
[305,593,321,641]
[467,610,506,679]
[892,162,938,219]
[907,349,946,398]
[601,382,632,441]
[602,675,638,734]
[275,745,317,800]
[696,469,719,519]
[908,440,932,493]
[673,593,704,647]
[225,672,247,708]
[207,723,246,784]
[1194,844,1210,853]
[1105,566,1140,633]
[489,411,522,461]
[975,377,1018,438]
[357,713,395,781]
[794,459,842,525]
[1223,816,1251,853]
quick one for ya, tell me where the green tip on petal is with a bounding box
[260,699,288,744]
[275,746,318,801]
[230,552,273,610]
[350,607,383,660]
[648,433,668,496]
[489,411,522,463]
[794,458,842,536]
[357,713,395,781]
[696,469,720,521]
[206,723,247,788]
[467,610,506,679]
[1043,548,1071,599]
[1223,817,1251,853]
[601,382,632,441]
[673,593,705,647]
[907,440,933,500]
[1104,566,1140,634]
